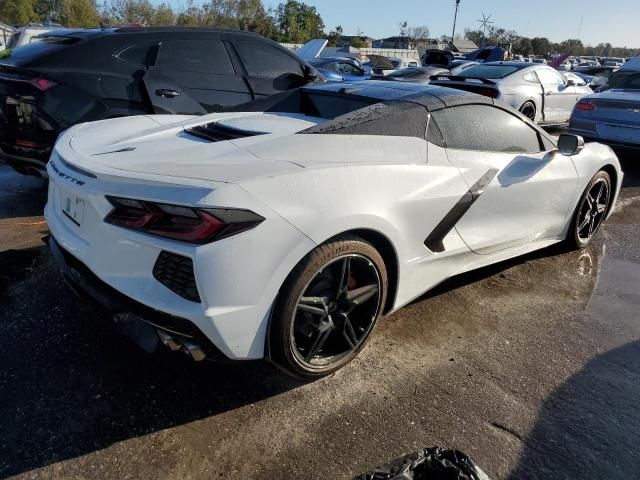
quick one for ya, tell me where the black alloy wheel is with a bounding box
[291,254,381,368]
[270,235,387,378]
[571,170,612,247]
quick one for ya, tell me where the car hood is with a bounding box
[60,112,325,183]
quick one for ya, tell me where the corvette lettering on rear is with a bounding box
[49,160,85,186]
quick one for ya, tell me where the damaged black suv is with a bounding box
[0,27,319,176]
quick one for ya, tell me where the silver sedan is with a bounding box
[430,61,593,125]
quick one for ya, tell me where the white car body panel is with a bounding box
[45,99,623,361]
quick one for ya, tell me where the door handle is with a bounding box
[155,89,180,98]
[545,91,553,96]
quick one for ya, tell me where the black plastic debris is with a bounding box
[354,447,490,480]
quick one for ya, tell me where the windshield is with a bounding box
[608,71,640,90]
[0,36,78,65]
[458,64,520,79]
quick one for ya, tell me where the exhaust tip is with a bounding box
[155,329,206,361]
[181,339,206,362]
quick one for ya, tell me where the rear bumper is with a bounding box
[44,154,317,360]
[47,234,226,360]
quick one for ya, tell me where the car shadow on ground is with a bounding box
[0,245,306,477]
[510,341,640,479]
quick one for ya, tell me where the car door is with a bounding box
[232,40,308,98]
[142,37,252,114]
[536,67,578,123]
[431,104,578,254]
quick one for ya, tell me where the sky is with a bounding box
[258,0,640,48]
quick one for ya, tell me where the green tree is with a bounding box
[151,2,174,25]
[350,36,367,48]
[274,0,325,43]
[237,0,274,36]
[0,0,40,24]
[59,0,99,26]
[530,37,551,56]
[560,38,583,55]
[326,24,342,46]
[517,37,533,56]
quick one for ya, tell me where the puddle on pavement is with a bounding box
[376,241,602,349]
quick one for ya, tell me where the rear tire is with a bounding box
[269,235,387,379]
[568,170,612,249]
[519,101,536,122]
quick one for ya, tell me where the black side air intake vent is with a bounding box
[185,123,266,143]
[153,251,201,303]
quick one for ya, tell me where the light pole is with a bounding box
[451,0,460,48]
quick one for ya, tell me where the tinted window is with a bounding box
[426,115,445,147]
[303,101,428,138]
[536,68,565,85]
[236,42,303,78]
[431,105,542,153]
[303,92,373,119]
[337,62,363,74]
[156,40,234,74]
[609,71,640,89]
[459,65,520,79]
[117,44,157,66]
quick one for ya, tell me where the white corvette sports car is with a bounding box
[45,81,622,378]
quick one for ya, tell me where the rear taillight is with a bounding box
[575,102,596,111]
[477,87,499,98]
[105,197,264,244]
[29,78,57,91]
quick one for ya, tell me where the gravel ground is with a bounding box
[1,155,639,480]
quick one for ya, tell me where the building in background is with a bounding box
[0,23,15,51]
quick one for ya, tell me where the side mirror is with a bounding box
[558,134,584,156]
[303,64,320,82]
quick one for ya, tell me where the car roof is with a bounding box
[37,26,263,39]
[304,80,493,110]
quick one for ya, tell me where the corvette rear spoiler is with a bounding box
[429,76,500,99]
[429,75,498,85]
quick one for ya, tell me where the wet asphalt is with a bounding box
[0,153,639,480]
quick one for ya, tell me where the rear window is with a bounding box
[459,65,520,79]
[0,36,78,65]
[302,92,373,119]
[608,71,640,90]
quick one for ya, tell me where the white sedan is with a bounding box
[45,81,622,378]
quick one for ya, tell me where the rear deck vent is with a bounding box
[185,123,266,143]
[153,251,200,303]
